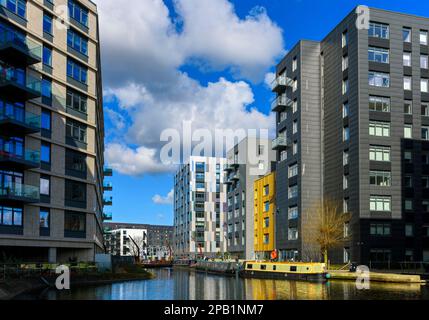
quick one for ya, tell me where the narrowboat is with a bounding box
[241,261,327,282]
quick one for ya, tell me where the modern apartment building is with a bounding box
[253,171,276,260]
[224,137,276,259]
[104,222,173,260]
[105,228,147,259]
[0,0,107,263]
[174,156,227,259]
[272,6,429,265]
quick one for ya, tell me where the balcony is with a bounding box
[231,173,240,181]
[271,74,293,93]
[223,164,233,172]
[0,107,40,135]
[0,71,42,101]
[103,196,113,206]
[0,30,42,67]
[0,183,39,204]
[103,182,113,191]
[271,95,293,113]
[0,147,40,170]
[272,136,289,150]
[103,212,113,221]
[104,167,113,177]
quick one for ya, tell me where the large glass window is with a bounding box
[40,208,50,229]
[404,77,412,90]
[1,0,26,18]
[66,119,87,143]
[43,46,52,66]
[41,142,51,163]
[65,179,86,205]
[288,228,298,240]
[368,47,389,63]
[422,126,429,140]
[369,146,390,162]
[66,89,87,114]
[43,13,53,34]
[370,196,391,212]
[67,58,87,84]
[67,29,88,56]
[370,223,391,236]
[421,30,428,45]
[0,206,22,226]
[422,79,429,93]
[404,125,413,139]
[68,0,89,27]
[369,121,390,137]
[403,52,411,67]
[369,96,390,112]
[288,184,298,199]
[40,175,50,196]
[288,206,298,220]
[370,171,391,186]
[41,109,51,131]
[368,22,389,39]
[403,28,412,42]
[421,55,429,69]
[41,78,52,99]
[288,163,298,178]
[64,211,86,232]
[369,72,390,87]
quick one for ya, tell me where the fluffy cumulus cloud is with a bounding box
[98,0,284,176]
[152,189,174,205]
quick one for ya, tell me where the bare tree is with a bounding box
[307,198,351,266]
[128,235,145,263]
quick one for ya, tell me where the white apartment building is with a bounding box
[107,228,147,259]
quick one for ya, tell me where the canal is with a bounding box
[37,268,429,300]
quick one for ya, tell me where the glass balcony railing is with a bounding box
[103,196,113,206]
[0,105,41,132]
[103,212,113,221]
[0,147,40,167]
[104,167,113,177]
[0,29,42,65]
[103,182,113,191]
[0,183,40,202]
[271,74,293,92]
[271,95,293,112]
[272,136,289,150]
[0,68,42,99]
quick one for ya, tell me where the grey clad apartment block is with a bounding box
[273,7,429,265]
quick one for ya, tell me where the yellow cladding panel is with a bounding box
[253,172,276,254]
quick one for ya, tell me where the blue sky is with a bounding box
[100,0,429,226]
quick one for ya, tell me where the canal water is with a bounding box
[38,268,429,300]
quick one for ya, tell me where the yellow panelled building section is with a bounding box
[253,172,276,257]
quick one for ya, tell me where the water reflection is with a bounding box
[42,268,428,300]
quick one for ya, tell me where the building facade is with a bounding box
[272,7,429,265]
[105,228,147,259]
[0,0,106,263]
[224,137,276,259]
[253,171,276,260]
[174,156,227,259]
[104,222,173,260]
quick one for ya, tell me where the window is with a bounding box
[40,176,50,196]
[67,59,88,84]
[196,162,205,172]
[67,29,88,56]
[43,46,52,66]
[66,89,87,114]
[342,31,348,47]
[292,99,298,113]
[343,198,349,213]
[280,150,287,162]
[288,184,298,199]
[288,228,298,240]
[64,211,86,233]
[421,55,428,69]
[369,72,390,87]
[369,146,390,162]
[421,79,429,93]
[2,0,26,18]
[370,171,391,186]
[404,101,412,115]
[342,55,348,71]
[264,217,269,228]
[368,47,389,63]
[288,163,298,178]
[65,179,86,206]
[370,223,391,236]
[420,30,428,45]
[404,77,412,90]
[68,0,89,27]
[423,176,429,189]
[343,150,349,166]
[369,121,390,137]
[292,79,298,92]
[66,119,87,143]
[343,126,350,142]
[403,28,412,42]
[344,248,350,263]
[405,199,413,211]
[404,125,413,139]
[369,96,390,112]
[41,142,51,163]
[422,152,429,165]
[344,222,350,237]
[279,111,287,123]
[43,13,53,34]
[342,78,349,94]
[292,57,297,71]
[40,208,49,229]
[264,201,269,212]
[423,104,429,117]
[293,120,298,134]
[405,224,414,237]
[342,102,349,118]
[41,78,52,99]
[403,52,411,67]
[65,149,87,175]
[263,185,269,196]
[369,22,389,39]
[0,206,23,226]
[404,151,413,163]
[343,175,348,190]
[293,141,298,155]
[288,206,298,220]
[422,126,429,140]
[370,196,391,212]
[41,109,51,131]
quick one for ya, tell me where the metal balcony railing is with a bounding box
[271,94,293,112]
[271,74,293,93]
[272,136,289,150]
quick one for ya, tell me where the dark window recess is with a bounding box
[65,149,87,179]
[65,179,87,208]
[66,89,88,119]
[260,264,267,270]
[247,264,253,270]
[66,118,87,149]
[64,211,86,238]
[290,266,297,272]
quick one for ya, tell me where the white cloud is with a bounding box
[152,189,174,205]
[264,72,275,88]
[98,0,284,176]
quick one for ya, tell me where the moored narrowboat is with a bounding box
[241,261,327,282]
